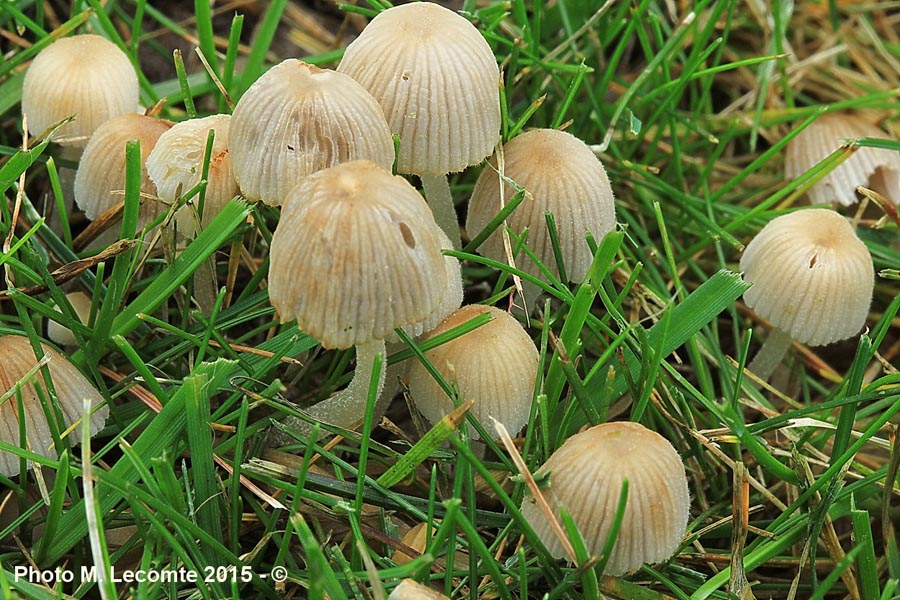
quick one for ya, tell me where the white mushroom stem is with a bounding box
[282,339,388,439]
[421,173,461,251]
[747,327,793,383]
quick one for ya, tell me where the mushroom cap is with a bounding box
[269,160,448,349]
[740,209,874,346]
[785,112,900,206]
[47,291,93,347]
[0,335,108,476]
[146,114,238,233]
[229,60,394,205]
[465,128,616,282]
[22,34,139,146]
[520,421,690,575]
[337,2,500,175]
[388,579,449,600]
[74,113,173,228]
[406,304,538,439]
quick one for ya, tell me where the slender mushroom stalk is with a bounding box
[740,209,874,382]
[337,2,502,251]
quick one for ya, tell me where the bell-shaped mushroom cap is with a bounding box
[269,160,448,349]
[146,114,238,234]
[229,60,394,205]
[0,335,108,476]
[406,304,538,439]
[47,291,93,347]
[520,421,690,575]
[337,2,500,176]
[74,113,172,229]
[22,34,139,146]
[388,579,449,600]
[740,209,874,347]
[466,128,616,282]
[785,112,900,206]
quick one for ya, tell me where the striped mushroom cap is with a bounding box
[74,113,173,230]
[229,60,394,205]
[466,128,616,282]
[269,160,448,348]
[337,2,500,176]
[740,209,874,346]
[406,304,538,439]
[0,335,108,476]
[785,112,900,206]
[388,579,449,600]
[146,113,238,234]
[22,34,139,146]
[520,421,690,575]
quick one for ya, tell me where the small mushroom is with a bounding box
[520,421,690,576]
[466,128,616,312]
[146,113,238,237]
[269,160,452,435]
[47,291,93,347]
[22,34,139,146]
[229,60,394,205]
[0,335,108,476]
[740,209,874,381]
[388,579,449,600]
[337,1,502,249]
[785,112,900,206]
[405,304,538,440]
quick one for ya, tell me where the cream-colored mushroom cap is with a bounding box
[388,579,449,600]
[406,304,538,439]
[229,60,394,205]
[466,128,616,282]
[740,209,874,347]
[269,160,448,348]
[337,2,500,175]
[47,291,93,347]
[146,114,238,233]
[520,421,690,575]
[74,113,172,229]
[22,34,139,146]
[0,335,108,476]
[785,112,900,206]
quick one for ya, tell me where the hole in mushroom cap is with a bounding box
[809,254,818,268]
[399,222,416,249]
[401,71,411,81]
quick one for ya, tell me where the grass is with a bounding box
[1,0,900,599]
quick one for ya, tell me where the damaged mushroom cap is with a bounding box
[269,160,448,348]
[229,60,394,205]
[406,304,538,440]
[520,421,690,576]
[0,335,108,476]
[22,34,139,146]
[146,113,238,235]
[740,209,874,347]
[74,113,173,232]
[465,128,616,283]
[337,2,500,176]
[785,112,900,206]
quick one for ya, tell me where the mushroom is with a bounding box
[465,128,616,312]
[47,291,93,347]
[337,1,501,249]
[229,60,394,205]
[388,579,449,600]
[74,113,173,243]
[21,34,139,146]
[146,113,238,237]
[786,112,900,206]
[405,304,538,440]
[519,421,690,575]
[269,160,453,434]
[740,209,874,381]
[0,335,108,476]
